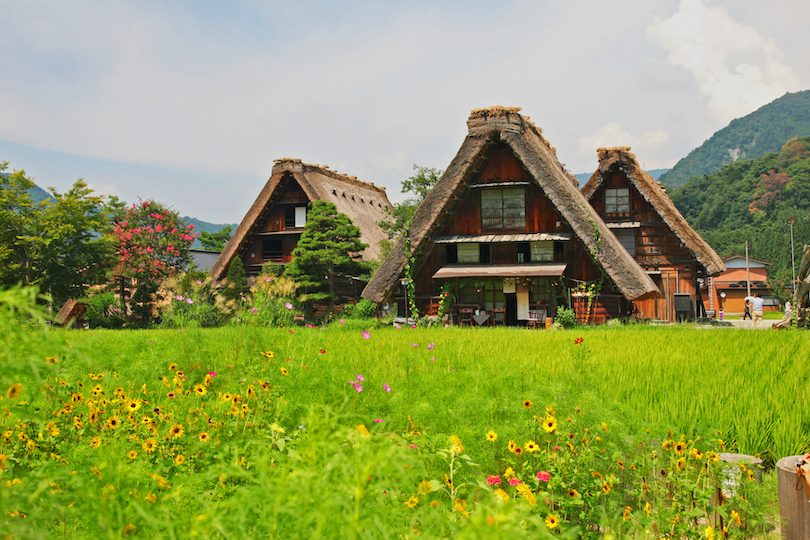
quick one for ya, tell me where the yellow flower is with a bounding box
[123,523,137,537]
[644,501,651,516]
[567,488,578,498]
[355,424,370,437]
[127,450,138,460]
[516,484,536,505]
[7,383,22,399]
[261,351,275,359]
[175,454,185,465]
[690,448,703,460]
[89,436,101,448]
[46,357,57,365]
[168,363,178,371]
[169,424,184,438]
[545,514,560,530]
[542,416,557,434]
[623,506,632,520]
[718,438,726,450]
[704,526,715,540]
[404,496,419,509]
[662,440,674,451]
[430,500,440,508]
[145,493,157,503]
[601,422,608,433]
[523,399,532,409]
[280,367,289,376]
[545,405,555,416]
[524,440,539,453]
[142,438,157,453]
[104,416,121,430]
[507,440,517,453]
[748,470,755,481]
[504,467,515,479]
[453,498,469,518]
[493,488,510,502]
[198,432,210,442]
[485,431,497,442]
[0,453,7,470]
[418,481,432,495]
[674,441,686,455]
[450,435,464,453]
[193,384,207,396]
[602,482,612,494]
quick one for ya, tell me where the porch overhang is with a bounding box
[432,264,567,279]
[433,233,572,243]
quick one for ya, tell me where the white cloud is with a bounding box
[578,122,671,170]
[647,0,800,123]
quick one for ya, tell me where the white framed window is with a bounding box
[605,188,630,214]
[482,188,525,229]
[294,207,307,228]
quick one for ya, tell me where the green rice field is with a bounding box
[2,291,804,538]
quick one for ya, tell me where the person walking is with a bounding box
[784,299,793,320]
[751,294,765,328]
[742,298,752,320]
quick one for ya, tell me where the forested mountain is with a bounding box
[660,90,810,187]
[669,136,810,291]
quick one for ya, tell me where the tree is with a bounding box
[113,200,197,313]
[221,255,249,302]
[0,162,117,304]
[283,201,369,313]
[377,165,441,257]
[198,225,233,251]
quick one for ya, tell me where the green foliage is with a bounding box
[81,291,126,329]
[661,90,810,187]
[0,162,117,305]
[197,224,233,251]
[349,299,377,319]
[377,165,442,258]
[556,307,577,329]
[670,135,810,289]
[284,201,370,312]
[221,256,249,302]
[232,267,298,327]
[160,274,228,328]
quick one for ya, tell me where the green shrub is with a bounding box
[81,291,125,329]
[350,299,377,319]
[557,306,577,329]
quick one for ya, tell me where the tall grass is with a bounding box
[1,302,801,538]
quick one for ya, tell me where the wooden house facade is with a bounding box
[581,147,725,321]
[363,108,660,325]
[210,159,392,296]
[704,255,776,315]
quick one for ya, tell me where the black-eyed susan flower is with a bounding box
[524,440,539,453]
[545,514,559,529]
[674,441,686,455]
[198,432,210,442]
[261,351,275,359]
[89,436,101,448]
[430,500,440,508]
[169,424,184,438]
[542,416,558,434]
[46,356,57,365]
[404,496,419,509]
[8,383,23,399]
[662,440,674,451]
[142,438,157,453]
[486,431,497,442]
[523,399,532,409]
[418,481,432,495]
[193,384,206,396]
[168,363,178,371]
[623,506,632,520]
[105,416,121,430]
[127,450,138,460]
[507,440,517,453]
[174,455,185,465]
[567,488,578,498]
[280,367,289,376]
[601,482,612,494]
[676,458,686,471]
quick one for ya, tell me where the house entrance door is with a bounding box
[505,294,518,326]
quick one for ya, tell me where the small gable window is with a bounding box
[605,188,630,214]
[457,243,480,264]
[616,229,635,255]
[482,188,525,229]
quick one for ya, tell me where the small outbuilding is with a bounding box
[53,299,88,329]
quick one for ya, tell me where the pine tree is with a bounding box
[283,201,369,313]
[222,256,249,302]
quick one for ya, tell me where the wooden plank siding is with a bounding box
[588,171,703,320]
[408,145,625,322]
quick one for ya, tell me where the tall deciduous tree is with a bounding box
[378,165,441,258]
[0,162,116,304]
[198,225,232,251]
[283,201,369,313]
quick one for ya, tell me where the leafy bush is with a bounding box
[557,307,577,329]
[160,274,227,328]
[81,291,125,329]
[349,299,377,319]
[232,269,298,327]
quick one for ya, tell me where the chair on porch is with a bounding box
[526,309,546,329]
[492,307,506,326]
[458,307,474,327]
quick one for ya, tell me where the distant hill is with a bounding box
[180,217,237,249]
[669,135,810,293]
[27,184,52,203]
[574,168,668,187]
[660,90,810,188]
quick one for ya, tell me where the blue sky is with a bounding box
[1,0,808,223]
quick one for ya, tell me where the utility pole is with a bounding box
[789,216,796,295]
[745,241,751,298]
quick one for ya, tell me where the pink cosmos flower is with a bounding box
[251,308,258,314]
[186,298,194,304]
[176,295,184,301]
[285,302,293,309]
[411,325,417,329]
[487,475,501,486]
[306,324,315,328]
[208,371,216,377]
[508,477,521,486]
[408,444,417,450]
[362,331,370,339]
[383,383,391,392]
[411,343,419,347]
[196,280,202,285]
[265,276,271,282]
[393,323,401,329]
[373,419,383,423]
[340,319,346,324]
[427,342,435,350]
[536,471,550,482]
[356,374,364,382]
[430,357,437,362]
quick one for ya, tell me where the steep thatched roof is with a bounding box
[210,159,392,281]
[581,147,726,276]
[53,299,86,327]
[362,108,660,303]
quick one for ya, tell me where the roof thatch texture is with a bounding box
[362,108,660,303]
[53,299,87,327]
[211,159,392,281]
[581,147,726,276]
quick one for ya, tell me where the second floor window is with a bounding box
[605,188,630,214]
[482,188,525,229]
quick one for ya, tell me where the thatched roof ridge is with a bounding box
[210,160,392,281]
[581,147,726,276]
[362,111,660,303]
